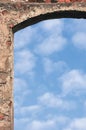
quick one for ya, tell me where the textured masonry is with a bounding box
[0,0,86,130]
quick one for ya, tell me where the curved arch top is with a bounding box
[13,10,86,33]
[9,2,86,32]
[0,1,85,32]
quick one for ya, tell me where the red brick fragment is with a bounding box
[6,40,12,46]
[58,0,70,2]
[9,24,14,28]
[0,114,4,120]
[45,0,51,3]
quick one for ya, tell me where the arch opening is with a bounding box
[14,18,86,130]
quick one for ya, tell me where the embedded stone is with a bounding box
[2,10,9,15]
[6,41,12,46]
[0,113,4,120]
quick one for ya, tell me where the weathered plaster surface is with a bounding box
[0,1,86,130]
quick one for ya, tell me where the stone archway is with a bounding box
[0,1,86,130]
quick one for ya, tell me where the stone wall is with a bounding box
[0,1,86,130]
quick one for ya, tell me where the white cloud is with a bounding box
[14,78,28,93]
[59,69,86,96]
[15,115,69,130]
[14,77,31,116]
[14,88,30,107]
[26,115,69,130]
[41,19,63,34]
[15,102,41,118]
[64,117,86,130]
[84,101,86,112]
[15,50,36,74]
[14,26,35,50]
[43,58,68,75]
[35,34,67,56]
[38,92,76,110]
[71,19,86,33]
[38,92,62,107]
[15,118,55,130]
[14,118,30,130]
[34,19,67,56]
[72,32,86,50]
[27,119,56,130]
[14,19,86,130]
[20,105,41,117]
[26,116,86,130]
[14,78,30,102]
[63,19,86,36]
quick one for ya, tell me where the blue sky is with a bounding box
[14,18,86,130]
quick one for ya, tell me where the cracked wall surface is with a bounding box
[0,1,86,130]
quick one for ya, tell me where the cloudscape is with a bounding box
[14,18,86,130]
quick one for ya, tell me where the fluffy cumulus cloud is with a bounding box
[14,26,35,50]
[15,116,86,130]
[15,49,36,75]
[15,116,69,130]
[14,78,29,94]
[72,32,86,50]
[40,19,63,33]
[35,34,67,56]
[59,69,86,96]
[14,78,31,116]
[43,58,68,75]
[15,118,30,130]
[27,119,56,130]
[20,105,41,117]
[15,104,41,119]
[14,19,86,130]
[64,118,86,130]
[38,92,76,110]
[63,19,86,51]
[34,19,67,56]
[84,101,86,107]
[71,19,86,33]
